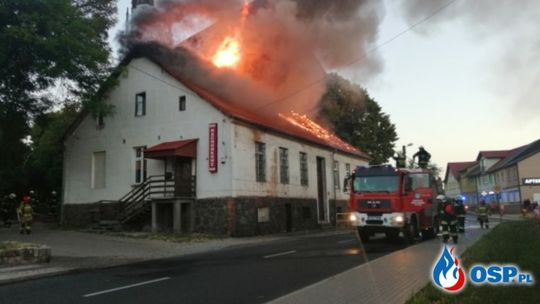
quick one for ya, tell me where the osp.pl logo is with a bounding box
[432,246,466,292]
[431,246,534,293]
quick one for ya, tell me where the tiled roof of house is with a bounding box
[476,150,512,160]
[444,161,475,183]
[123,43,369,159]
[487,139,540,173]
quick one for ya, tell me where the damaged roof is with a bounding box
[122,43,369,159]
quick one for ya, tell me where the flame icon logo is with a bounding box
[432,246,466,292]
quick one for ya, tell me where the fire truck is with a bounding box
[347,165,441,242]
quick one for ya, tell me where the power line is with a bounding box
[254,0,458,111]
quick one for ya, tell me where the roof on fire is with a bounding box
[120,43,369,159]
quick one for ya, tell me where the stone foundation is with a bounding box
[62,201,121,226]
[63,197,342,237]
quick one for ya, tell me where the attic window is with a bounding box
[179,95,186,111]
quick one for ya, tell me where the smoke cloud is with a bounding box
[399,0,540,119]
[121,0,385,116]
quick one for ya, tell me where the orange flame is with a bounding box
[212,36,241,68]
[279,111,358,152]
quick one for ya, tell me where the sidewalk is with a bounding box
[0,223,345,285]
[267,215,501,304]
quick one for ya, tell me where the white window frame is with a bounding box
[134,146,147,184]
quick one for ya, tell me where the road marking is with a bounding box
[82,277,171,298]
[338,239,355,244]
[263,250,297,259]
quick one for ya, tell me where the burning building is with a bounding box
[62,1,376,235]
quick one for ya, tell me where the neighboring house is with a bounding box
[487,139,540,211]
[62,44,369,236]
[473,150,512,203]
[443,162,475,199]
[459,163,480,205]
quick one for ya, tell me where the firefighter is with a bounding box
[477,200,490,229]
[438,195,458,243]
[1,195,11,227]
[454,195,466,233]
[17,196,34,234]
[392,152,406,168]
[413,146,431,169]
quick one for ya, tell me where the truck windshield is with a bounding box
[407,173,431,190]
[353,176,398,193]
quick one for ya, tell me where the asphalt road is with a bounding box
[0,231,408,304]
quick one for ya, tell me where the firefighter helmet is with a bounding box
[22,196,31,203]
[436,194,446,202]
[9,193,16,199]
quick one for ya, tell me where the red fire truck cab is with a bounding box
[348,165,441,242]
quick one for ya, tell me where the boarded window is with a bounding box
[255,142,266,182]
[179,95,186,111]
[134,146,147,184]
[279,147,289,184]
[92,151,106,189]
[333,160,340,190]
[300,152,308,186]
[135,92,146,116]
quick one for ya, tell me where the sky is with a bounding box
[108,0,540,176]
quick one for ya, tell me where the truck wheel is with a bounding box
[385,230,400,242]
[357,228,370,243]
[423,218,439,239]
[404,219,419,243]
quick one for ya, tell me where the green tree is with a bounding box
[0,0,116,194]
[319,73,398,165]
[26,105,79,196]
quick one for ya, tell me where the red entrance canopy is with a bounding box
[144,139,198,159]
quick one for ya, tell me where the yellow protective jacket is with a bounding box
[18,203,33,222]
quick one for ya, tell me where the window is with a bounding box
[345,163,351,177]
[333,160,340,190]
[407,173,431,190]
[92,151,106,189]
[299,152,308,186]
[255,142,266,182]
[279,147,289,184]
[354,176,398,193]
[179,95,186,111]
[135,92,146,116]
[134,146,147,184]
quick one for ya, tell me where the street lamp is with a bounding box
[402,143,413,158]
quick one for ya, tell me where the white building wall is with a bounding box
[230,123,367,201]
[63,58,233,204]
[445,174,460,199]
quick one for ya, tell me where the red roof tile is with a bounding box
[445,161,475,182]
[477,150,512,160]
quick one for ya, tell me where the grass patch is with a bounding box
[0,241,33,251]
[407,220,540,304]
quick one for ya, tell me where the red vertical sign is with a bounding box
[208,123,218,173]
